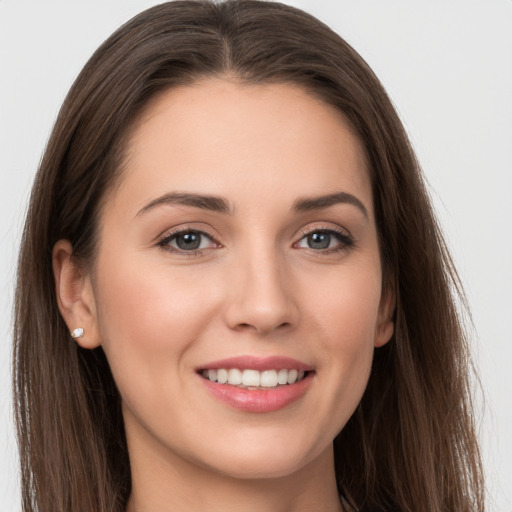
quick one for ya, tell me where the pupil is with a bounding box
[177,232,201,250]
[308,232,330,249]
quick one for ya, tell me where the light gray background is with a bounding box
[1,1,511,510]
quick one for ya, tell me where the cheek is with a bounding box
[94,254,221,376]
[306,256,383,348]
[303,258,382,417]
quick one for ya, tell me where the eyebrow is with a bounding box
[136,190,368,218]
[136,192,235,217]
[292,192,368,218]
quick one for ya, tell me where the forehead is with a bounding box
[114,78,372,216]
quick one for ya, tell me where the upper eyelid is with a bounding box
[158,225,220,243]
[295,224,352,239]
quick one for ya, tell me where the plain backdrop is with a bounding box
[1,1,511,511]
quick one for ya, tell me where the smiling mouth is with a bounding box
[199,368,310,389]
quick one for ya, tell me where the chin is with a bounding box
[207,454,311,481]
[193,432,330,481]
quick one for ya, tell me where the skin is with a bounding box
[54,79,394,512]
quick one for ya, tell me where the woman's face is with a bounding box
[86,79,393,479]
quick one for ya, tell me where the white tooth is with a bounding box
[277,369,288,385]
[207,369,217,382]
[297,370,305,381]
[287,369,298,384]
[227,368,242,385]
[202,370,208,378]
[217,369,228,384]
[260,370,278,387]
[242,369,260,387]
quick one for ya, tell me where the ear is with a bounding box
[52,240,101,349]
[374,285,395,348]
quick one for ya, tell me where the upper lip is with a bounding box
[197,355,314,372]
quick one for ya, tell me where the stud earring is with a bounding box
[71,327,85,339]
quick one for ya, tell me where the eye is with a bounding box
[295,229,353,252]
[158,229,218,253]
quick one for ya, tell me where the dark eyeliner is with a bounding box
[157,228,219,255]
[297,227,355,253]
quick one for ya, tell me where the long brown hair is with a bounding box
[13,1,484,510]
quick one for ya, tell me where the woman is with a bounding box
[13,1,485,511]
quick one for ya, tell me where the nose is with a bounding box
[223,249,299,336]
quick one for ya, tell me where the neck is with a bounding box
[125,437,343,512]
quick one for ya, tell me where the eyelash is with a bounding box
[157,228,220,256]
[157,226,355,256]
[294,227,355,254]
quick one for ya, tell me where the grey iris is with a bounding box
[177,232,201,250]
[308,232,331,249]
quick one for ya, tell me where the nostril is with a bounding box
[233,320,292,335]
[233,322,255,333]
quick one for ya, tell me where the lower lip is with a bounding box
[199,373,313,413]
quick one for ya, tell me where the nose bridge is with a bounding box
[225,239,298,334]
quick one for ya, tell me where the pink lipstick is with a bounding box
[196,355,314,413]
